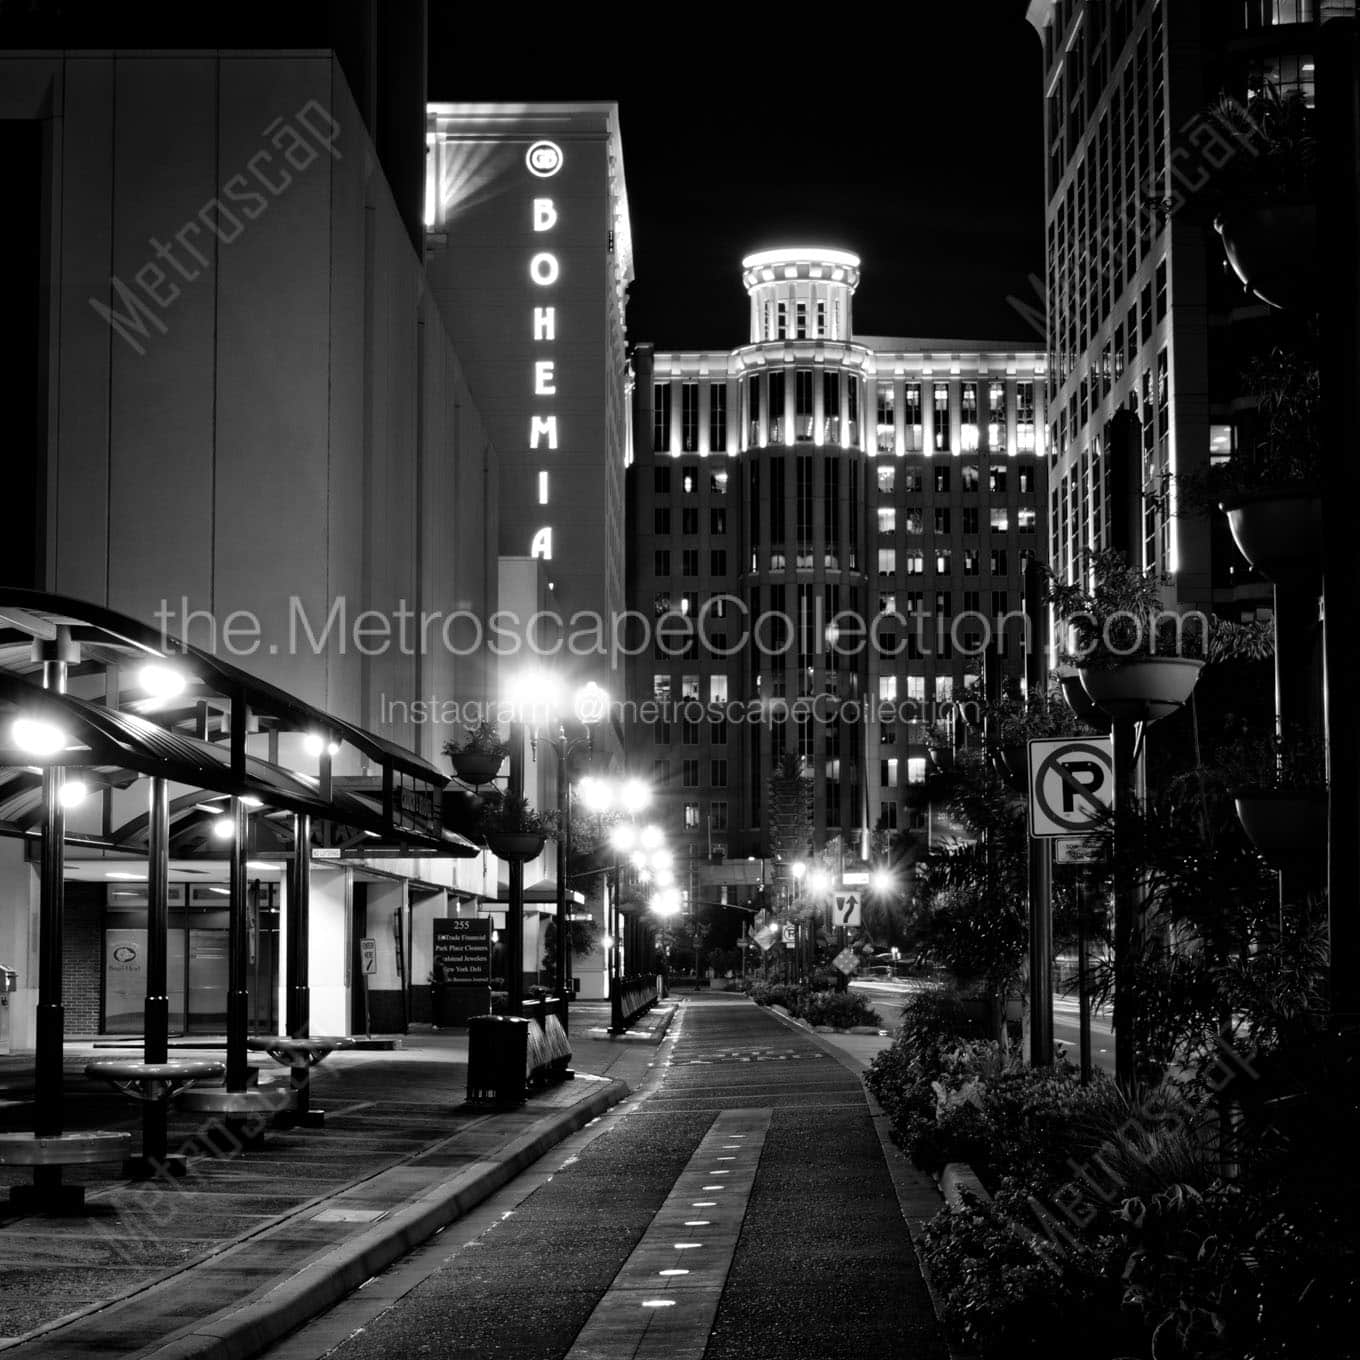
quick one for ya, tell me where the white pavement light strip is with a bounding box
[564,1108,771,1360]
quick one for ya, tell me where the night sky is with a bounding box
[430,3,1046,351]
[0,0,1045,352]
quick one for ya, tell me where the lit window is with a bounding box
[879,675,897,701]
[878,548,897,576]
[907,757,927,785]
[877,464,895,494]
[709,384,727,453]
[1209,424,1234,465]
[684,803,701,830]
[877,507,896,534]
[961,383,978,452]
[710,675,728,703]
[682,382,699,453]
[906,675,926,702]
[933,384,951,453]
[904,383,923,451]
[653,675,671,700]
[990,507,1010,532]
[653,383,672,452]
[905,550,924,575]
[682,675,700,700]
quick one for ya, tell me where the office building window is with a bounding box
[987,381,1005,450]
[962,507,979,533]
[990,464,1008,494]
[710,675,728,703]
[711,801,729,832]
[682,466,697,494]
[747,375,761,445]
[1018,507,1036,532]
[684,803,701,830]
[936,548,952,573]
[653,674,671,700]
[903,468,923,492]
[711,758,728,786]
[795,300,808,339]
[654,549,670,576]
[776,301,788,338]
[653,758,669,783]
[796,455,813,548]
[961,383,979,452]
[991,548,1009,574]
[904,383,923,451]
[654,466,671,494]
[877,383,895,454]
[682,507,699,534]
[935,508,951,534]
[769,371,786,443]
[879,675,897,702]
[879,592,896,614]
[709,383,727,453]
[990,507,1010,531]
[653,383,672,452]
[710,548,727,575]
[878,548,897,576]
[904,508,924,534]
[682,548,699,576]
[905,550,925,575]
[933,383,951,452]
[907,756,927,785]
[815,298,826,337]
[961,463,979,492]
[682,759,699,788]
[681,382,699,452]
[934,465,950,494]
[796,370,814,441]
[963,548,979,574]
[654,507,670,534]
[711,507,727,535]
[711,469,728,495]
[877,507,896,534]
[823,370,841,445]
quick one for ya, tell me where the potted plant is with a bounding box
[1209,84,1318,312]
[478,792,559,862]
[443,721,509,786]
[924,720,959,775]
[1044,551,1272,724]
[1215,730,1327,869]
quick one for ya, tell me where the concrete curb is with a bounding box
[136,1077,629,1360]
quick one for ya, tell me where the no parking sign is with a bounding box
[1028,737,1113,838]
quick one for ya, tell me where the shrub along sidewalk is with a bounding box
[864,994,1359,1360]
[742,976,882,1031]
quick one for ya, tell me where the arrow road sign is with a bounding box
[1028,738,1114,837]
[832,893,862,927]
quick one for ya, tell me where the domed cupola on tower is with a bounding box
[741,246,861,343]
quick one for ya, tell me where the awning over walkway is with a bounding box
[0,590,476,856]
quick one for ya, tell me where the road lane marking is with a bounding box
[565,1108,770,1360]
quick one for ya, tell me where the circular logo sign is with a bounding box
[526,140,563,178]
[112,944,138,964]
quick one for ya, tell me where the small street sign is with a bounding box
[781,924,796,946]
[832,947,859,976]
[1055,836,1108,865]
[841,870,870,886]
[359,937,377,976]
[832,893,862,927]
[1028,737,1114,838]
[754,923,779,952]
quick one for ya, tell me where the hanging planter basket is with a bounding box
[449,751,505,786]
[990,744,1029,793]
[1220,487,1323,588]
[926,745,956,775]
[1215,204,1317,313]
[485,832,546,863]
[1058,672,1111,734]
[1079,657,1204,725]
[1233,788,1327,870]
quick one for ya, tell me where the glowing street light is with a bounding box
[611,823,639,854]
[59,779,89,809]
[808,868,832,896]
[11,717,67,757]
[791,861,807,881]
[871,868,896,895]
[138,662,187,700]
[639,824,664,851]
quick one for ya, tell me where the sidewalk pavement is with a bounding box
[0,1000,677,1359]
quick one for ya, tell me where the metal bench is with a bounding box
[83,1058,225,1178]
[245,1036,355,1128]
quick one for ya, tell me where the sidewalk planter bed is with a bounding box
[1078,656,1204,724]
[1233,788,1327,868]
[745,978,881,1030]
[1220,487,1322,586]
[865,996,1359,1360]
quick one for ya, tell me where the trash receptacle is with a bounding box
[466,1015,529,1106]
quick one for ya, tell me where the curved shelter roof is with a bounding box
[0,591,477,858]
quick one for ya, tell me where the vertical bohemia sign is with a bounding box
[432,918,492,983]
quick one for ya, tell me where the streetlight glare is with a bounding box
[578,776,614,813]
[808,869,831,895]
[639,824,663,851]
[610,823,638,853]
[621,778,651,812]
[138,662,187,700]
[872,869,896,895]
[11,717,67,756]
[791,861,807,879]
